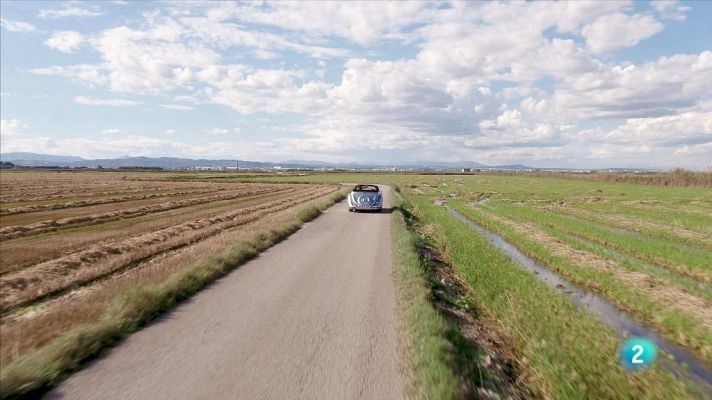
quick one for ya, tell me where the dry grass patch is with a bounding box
[0,185,337,312]
[0,187,305,274]
[0,185,286,239]
[0,187,220,216]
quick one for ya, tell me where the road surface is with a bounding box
[48,187,405,400]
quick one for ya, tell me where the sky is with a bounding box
[0,0,711,168]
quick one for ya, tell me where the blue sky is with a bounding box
[1,0,710,168]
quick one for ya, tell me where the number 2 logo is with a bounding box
[620,338,656,371]
[631,344,644,364]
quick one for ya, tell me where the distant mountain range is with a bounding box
[0,152,533,170]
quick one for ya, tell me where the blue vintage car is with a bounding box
[347,184,383,212]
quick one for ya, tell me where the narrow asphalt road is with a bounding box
[48,187,405,400]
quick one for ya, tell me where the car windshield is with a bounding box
[353,185,379,192]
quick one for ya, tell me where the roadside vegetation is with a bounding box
[391,192,460,400]
[0,170,345,399]
[391,189,534,399]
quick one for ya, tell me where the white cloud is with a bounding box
[31,65,108,87]
[178,15,351,58]
[159,104,194,111]
[582,13,664,54]
[603,105,712,146]
[212,1,437,46]
[90,25,219,93]
[45,31,84,53]
[206,128,239,135]
[556,51,712,118]
[674,142,712,165]
[652,0,691,21]
[1,119,27,136]
[74,96,139,106]
[415,5,602,83]
[38,5,102,19]
[207,68,333,114]
[0,18,36,32]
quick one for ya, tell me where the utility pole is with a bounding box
[235,159,239,171]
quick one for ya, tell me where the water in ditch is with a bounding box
[440,203,712,394]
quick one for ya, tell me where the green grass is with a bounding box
[392,190,527,399]
[543,205,712,252]
[391,192,460,400]
[475,202,712,285]
[0,191,346,399]
[493,204,711,279]
[452,202,712,365]
[580,203,712,235]
[407,192,698,399]
[534,218,711,300]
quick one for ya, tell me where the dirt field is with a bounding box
[0,170,340,367]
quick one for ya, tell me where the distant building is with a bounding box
[461,168,472,172]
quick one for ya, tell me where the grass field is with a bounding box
[172,170,711,398]
[0,170,344,397]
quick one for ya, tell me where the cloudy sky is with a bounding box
[1,0,710,168]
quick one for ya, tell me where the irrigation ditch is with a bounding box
[434,200,712,395]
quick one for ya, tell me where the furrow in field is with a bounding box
[0,189,342,366]
[0,186,286,240]
[0,186,171,204]
[0,185,312,275]
[0,182,202,203]
[0,182,200,203]
[0,187,305,274]
[0,181,246,205]
[491,203,712,284]
[0,185,337,313]
[0,187,266,228]
[470,206,712,332]
[0,177,239,205]
[580,203,712,236]
[0,188,221,216]
[538,205,712,251]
